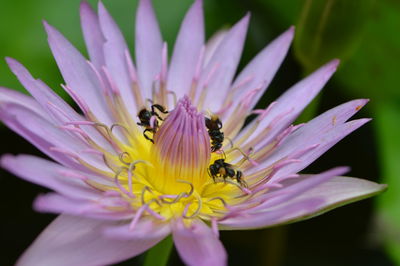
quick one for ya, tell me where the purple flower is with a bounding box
[0,0,385,265]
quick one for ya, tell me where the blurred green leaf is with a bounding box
[375,103,400,264]
[337,0,400,102]
[294,0,373,73]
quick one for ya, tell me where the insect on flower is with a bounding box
[0,0,386,265]
[137,104,169,143]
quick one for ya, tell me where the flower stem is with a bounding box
[143,236,173,266]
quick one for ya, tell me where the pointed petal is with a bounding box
[197,14,250,111]
[0,104,83,170]
[224,27,294,118]
[80,1,106,68]
[247,99,369,176]
[44,22,114,125]
[238,60,339,147]
[6,57,114,151]
[271,119,370,182]
[0,154,99,200]
[220,176,386,230]
[173,219,227,266]
[135,0,163,99]
[17,215,164,266]
[167,0,204,99]
[0,103,107,171]
[98,2,137,116]
[104,217,170,240]
[251,167,350,210]
[204,29,229,67]
[33,193,134,220]
[0,87,46,118]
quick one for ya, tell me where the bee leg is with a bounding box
[152,104,169,114]
[143,129,154,143]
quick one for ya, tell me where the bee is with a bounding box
[137,104,168,143]
[205,115,224,152]
[208,158,246,187]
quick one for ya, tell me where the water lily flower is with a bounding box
[0,0,385,265]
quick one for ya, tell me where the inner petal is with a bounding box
[149,96,211,194]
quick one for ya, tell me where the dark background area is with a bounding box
[1,0,399,265]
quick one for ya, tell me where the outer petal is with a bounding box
[173,219,227,266]
[98,2,138,117]
[166,0,204,99]
[0,87,46,119]
[220,176,385,230]
[104,217,170,240]
[6,58,114,151]
[135,0,163,99]
[17,215,165,266]
[0,154,100,200]
[197,14,250,111]
[34,193,134,220]
[80,1,106,68]
[44,22,114,126]
[223,26,294,119]
[0,103,108,171]
[237,59,339,147]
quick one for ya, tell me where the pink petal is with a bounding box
[221,174,385,230]
[0,154,100,200]
[34,193,134,220]
[173,219,227,266]
[271,118,370,182]
[98,2,138,117]
[17,214,164,266]
[204,29,229,67]
[104,217,170,240]
[223,27,294,118]
[6,58,114,151]
[80,1,106,68]
[251,167,350,210]
[0,87,46,119]
[0,104,83,170]
[238,59,339,147]
[135,0,163,99]
[166,0,204,99]
[197,14,250,111]
[0,103,108,171]
[247,100,369,177]
[44,22,114,125]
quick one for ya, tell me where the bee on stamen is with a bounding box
[208,158,247,187]
[205,115,224,152]
[137,104,168,143]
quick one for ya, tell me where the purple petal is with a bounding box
[44,22,114,125]
[0,104,84,170]
[104,217,170,240]
[34,193,134,220]
[221,173,385,230]
[17,215,164,266]
[0,87,46,118]
[167,0,204,99]
[135,0,163,99]
[98,2,138,116]
[271,118,370,182]
[0,103,108,171]
[223,27,294,118]
[247,100,369,178]
[1,154,100,200]
[238,59,339,147]
[197,14,250,111]
[173,219,227,266]
[6,58,114,151]
[204,29,229,67]
[80,1,106,68]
